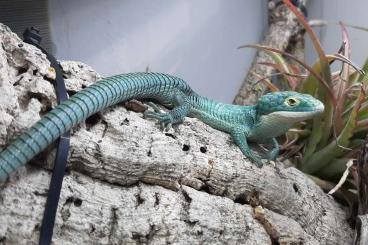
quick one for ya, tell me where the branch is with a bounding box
[233,0,308,105]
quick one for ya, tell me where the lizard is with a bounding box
[0,72,324,181]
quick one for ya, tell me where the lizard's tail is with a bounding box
[0,72,192,181]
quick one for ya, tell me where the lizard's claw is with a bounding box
[268,160,276,167]
[144,111,173,131]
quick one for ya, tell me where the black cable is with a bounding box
[23,27,70,245]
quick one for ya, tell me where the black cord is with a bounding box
[23,27,70,245]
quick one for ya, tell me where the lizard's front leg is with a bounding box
[231,127,263,167]
[230,128,263,168]
[188,109,264,167]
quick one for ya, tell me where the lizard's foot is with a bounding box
[231,128,264,168]
[144,102,189,131]
[258,139,279,162]
[267,149,279,161]
[252,156,264,168]
[144,111,173,131]
[147,102,164,113]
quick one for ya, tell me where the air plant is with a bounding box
[239,0,368,201]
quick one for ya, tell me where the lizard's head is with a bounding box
[256,91,324,122]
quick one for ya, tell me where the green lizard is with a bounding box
[0,72,324,181]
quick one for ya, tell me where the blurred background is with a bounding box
[0,0,367,102]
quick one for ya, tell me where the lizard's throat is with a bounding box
[248,111,318,142]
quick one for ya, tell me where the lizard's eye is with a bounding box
[285,97,299,106]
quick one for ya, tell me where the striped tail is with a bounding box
[0,72,192,181]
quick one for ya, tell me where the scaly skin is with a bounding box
[0,72,324,181]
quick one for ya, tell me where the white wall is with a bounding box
[48,0,267,102]
[307,0,368,66]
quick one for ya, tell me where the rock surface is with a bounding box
[0,23,353,244]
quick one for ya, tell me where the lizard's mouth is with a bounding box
[269,101,325,122]
[271,111,320,121]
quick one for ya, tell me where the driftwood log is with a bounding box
[0,23,353,244]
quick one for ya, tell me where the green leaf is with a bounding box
[335,23,351,134]
[358,59,368,85]
[301,88,365,174]
[317,158,350,180]
[300,59,334,158]
[300,116,324,164]
[298,61,319,94]
[300,53,362,151]
[249,70,280,92]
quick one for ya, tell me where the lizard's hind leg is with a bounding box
[144,104,189,130]
[144,90,190,130]
[266,138,279,161]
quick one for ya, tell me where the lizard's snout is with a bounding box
[313,100,325,114]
